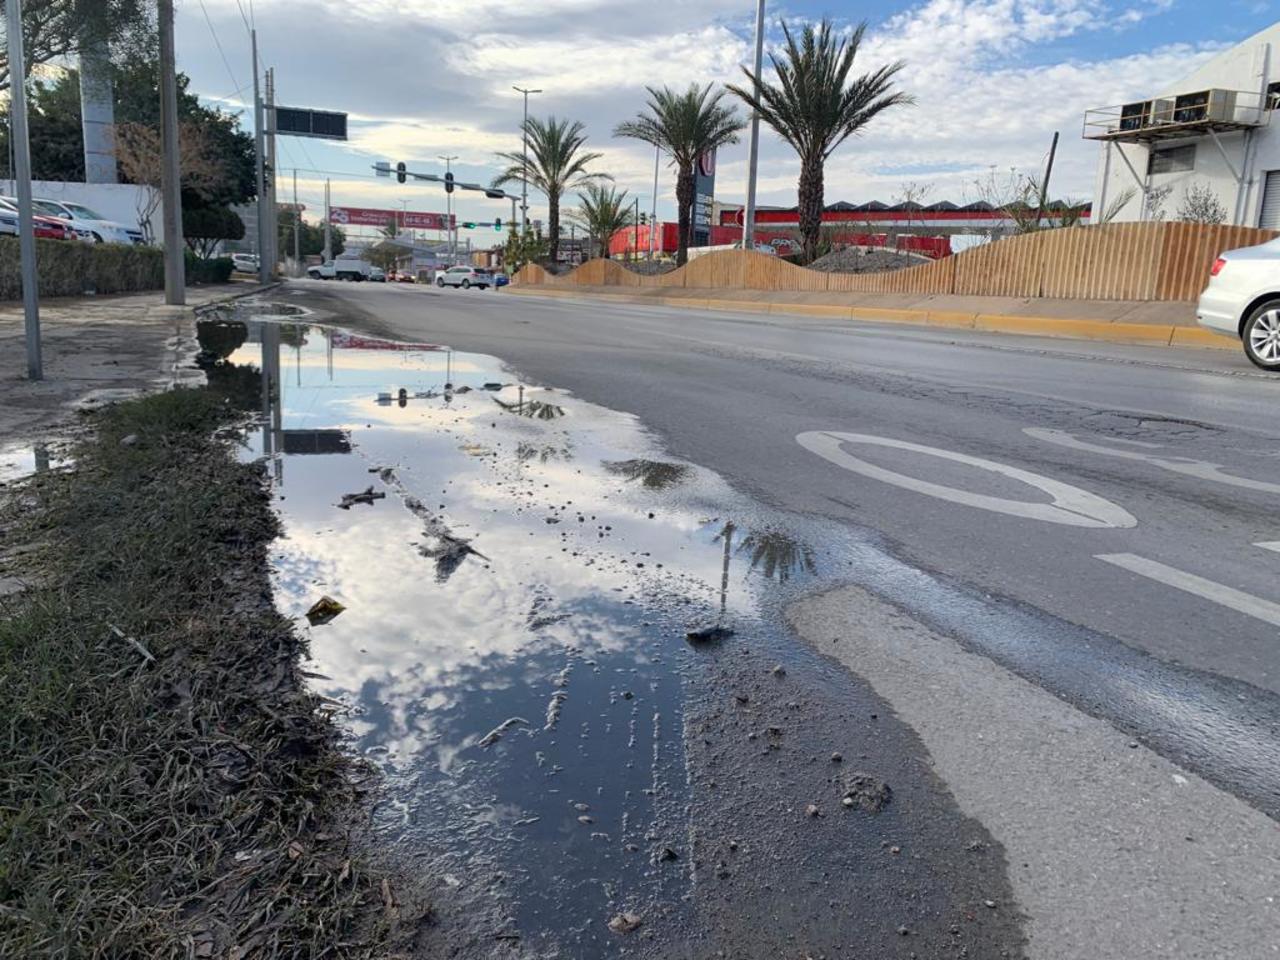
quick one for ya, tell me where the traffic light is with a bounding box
[639,212,647,226]
[396,161,406,184]
[494,217,502,232]
[462,221,476,229]
[444,171,454,194]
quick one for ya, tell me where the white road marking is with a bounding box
[796,431,1137,528]
[1256,542,1280,554]
[1095,552,1280,627]
[1025,427,1280,496]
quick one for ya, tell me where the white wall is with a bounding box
[1091,21,1280,226]
[0,180,161,241]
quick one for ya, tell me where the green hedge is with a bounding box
[184,252,234,285]
[0,236,164,300]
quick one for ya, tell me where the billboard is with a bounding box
[275,107,347,141]
[693,149,716,246]
[329,206,455,230]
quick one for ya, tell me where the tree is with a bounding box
[503,225,548,275]
[1145,184,1173,222]
[277,209,344,258]
[183,205,244,257]
[569,183,633,259]
[1177,182,1228,225]
[492,116,608,264]
[0,0,152,90]
[110,119,228,238]
[728,19,912,263]
[615,84,742,266]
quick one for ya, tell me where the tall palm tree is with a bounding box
[491,116,609,263]
[729,19,913,263]
[570,183,634,260]
[615,84,742,266]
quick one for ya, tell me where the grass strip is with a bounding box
[0,388,423,959]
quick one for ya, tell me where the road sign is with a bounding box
[275,106,347,140]
[375,161,390,177]
[329,205,454,230]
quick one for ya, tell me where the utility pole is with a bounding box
[323,178,331,261]
[252,31,268,282]
[265,68,277,279]
[742,0,766,251]
[292,168,300,275]
[6,0,40,379]
[439,154,458,263]
[512,85,541,230]
[650,144,659,259]
[633,196,640,261]
[158,0,185,304]
[1035,130,1060,228]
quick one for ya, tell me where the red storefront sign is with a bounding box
[328,206,455,230]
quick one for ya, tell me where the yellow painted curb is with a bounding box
[924,310,979,329]
[706,299,772,313]
[769,303,854,319]
[974,314,1174,344]
[1169,326,1237,350]
[849,307,921,323]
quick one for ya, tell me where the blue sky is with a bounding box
[176,1,1279,242]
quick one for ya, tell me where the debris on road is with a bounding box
[686,624,734,644]
[338,486,386,509]
[305,595,346,626]
[843,772,893,813]
[477,716,528,747]
[608,912,643,934]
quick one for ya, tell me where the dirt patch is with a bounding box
[807,247,930,274]
[620,260,678,276]
[0,387,428,958]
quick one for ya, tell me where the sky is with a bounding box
[176,0,1279,240]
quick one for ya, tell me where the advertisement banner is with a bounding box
[329,206,455,230]
[693,150,716,246]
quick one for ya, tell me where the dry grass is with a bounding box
[0,389,425,959]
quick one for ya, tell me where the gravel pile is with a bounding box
[622,260,678,275]
[806,247,929,274]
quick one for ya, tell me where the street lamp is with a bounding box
[439,154,458,262]
[742,0,766,251]
[512,85,542,231]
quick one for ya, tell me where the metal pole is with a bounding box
[159,0,185,304]
[265,68,277,278]
[252,30,267,283]
[633,196,639,260]
[513,86,541,230]
[742,0,766,251]
[6,0,41,379]
[292,168,300,275]
[323,178,331,261]
[650,144,659,259]
[439,154,458,263]
[1035,130,1060,227]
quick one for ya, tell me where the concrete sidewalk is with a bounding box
[0,282,274,451]
[506,284,1229,350]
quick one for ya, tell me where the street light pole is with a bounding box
[323,178,331,261]
[742,0,766,252]
[439,154,458,263]
[512,86,541,231]
[252,30,268,283]
[6,0,40,379]
[292,168,300,275]
[650,144,659,259]
[158,0,185,304]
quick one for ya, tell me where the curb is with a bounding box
[506,286,1235,351]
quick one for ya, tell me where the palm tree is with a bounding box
[570,183,634,260]
[491,117,609,263]
[728,19,913,263]
[615,84,742,266]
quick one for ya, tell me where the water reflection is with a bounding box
[603,458,690,490]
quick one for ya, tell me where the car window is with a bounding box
[31,200,66,217]
[65,202,108,220]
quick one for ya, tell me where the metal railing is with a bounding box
[1083,89,1269,140]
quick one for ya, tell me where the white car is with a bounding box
[307,256,371,281]
[231,253,259,274]
[3,197,141,244]
[1197,236,1280,371]
[435,266,493,289]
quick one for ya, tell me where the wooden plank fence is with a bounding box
[512,222,1277,302]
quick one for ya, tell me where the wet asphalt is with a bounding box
[224,281,1280,954]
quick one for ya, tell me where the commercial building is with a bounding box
[1086,21,1280,227]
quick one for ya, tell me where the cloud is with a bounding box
[178,0,1244,221]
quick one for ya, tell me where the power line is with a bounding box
[197,0,242,95]
[233,0,251,34]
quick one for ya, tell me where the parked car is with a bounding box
[492,272,509,287]
[230,253,259,274]
[1197,237,1280,371]
[307,256,371,281]
[369,267,386,282]
[435,266,493,289]
[3,197,141,244]
[395,271,415,283]
[0,198,76,240]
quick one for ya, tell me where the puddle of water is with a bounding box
[0,442,65,484]
[208,314,835,953]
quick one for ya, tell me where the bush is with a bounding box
[183,250,233,284]
[0,236,165,299]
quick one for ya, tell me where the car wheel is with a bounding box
[91,232,103,243]
[1243,301,1280,371]
[436,278,445,287]
[461,279,471,289]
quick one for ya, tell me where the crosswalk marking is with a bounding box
[1095,553,1280,628]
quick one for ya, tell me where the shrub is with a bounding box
[184,250,233,284]
[0,236,165,299]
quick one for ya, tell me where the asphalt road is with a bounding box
[278,278,1280,955]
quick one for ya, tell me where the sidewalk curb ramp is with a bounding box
[504,286,1232,351]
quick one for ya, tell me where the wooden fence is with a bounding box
[514,222,1276,302]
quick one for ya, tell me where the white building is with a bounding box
[1087,21,1280,228]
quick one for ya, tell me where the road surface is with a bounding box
[278,279,1280,958]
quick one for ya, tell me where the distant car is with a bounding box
[493,272,509,287]
[1197,237,1280,371]
[0,198,75,240]
[369,267,386,282]
[435,266,493,289]
[307,257,371,281]
[395,271,415,283]
[3,197,141,244]
[231,252,259,274]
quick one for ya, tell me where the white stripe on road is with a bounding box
[797,430,1137,528]
[1256,542,1280,554]
[1095,553,1280,627]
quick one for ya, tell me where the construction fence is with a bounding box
[514,222,1276,302]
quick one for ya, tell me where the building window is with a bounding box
[1269,81,1280,110]
[1148,145,1196,176]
